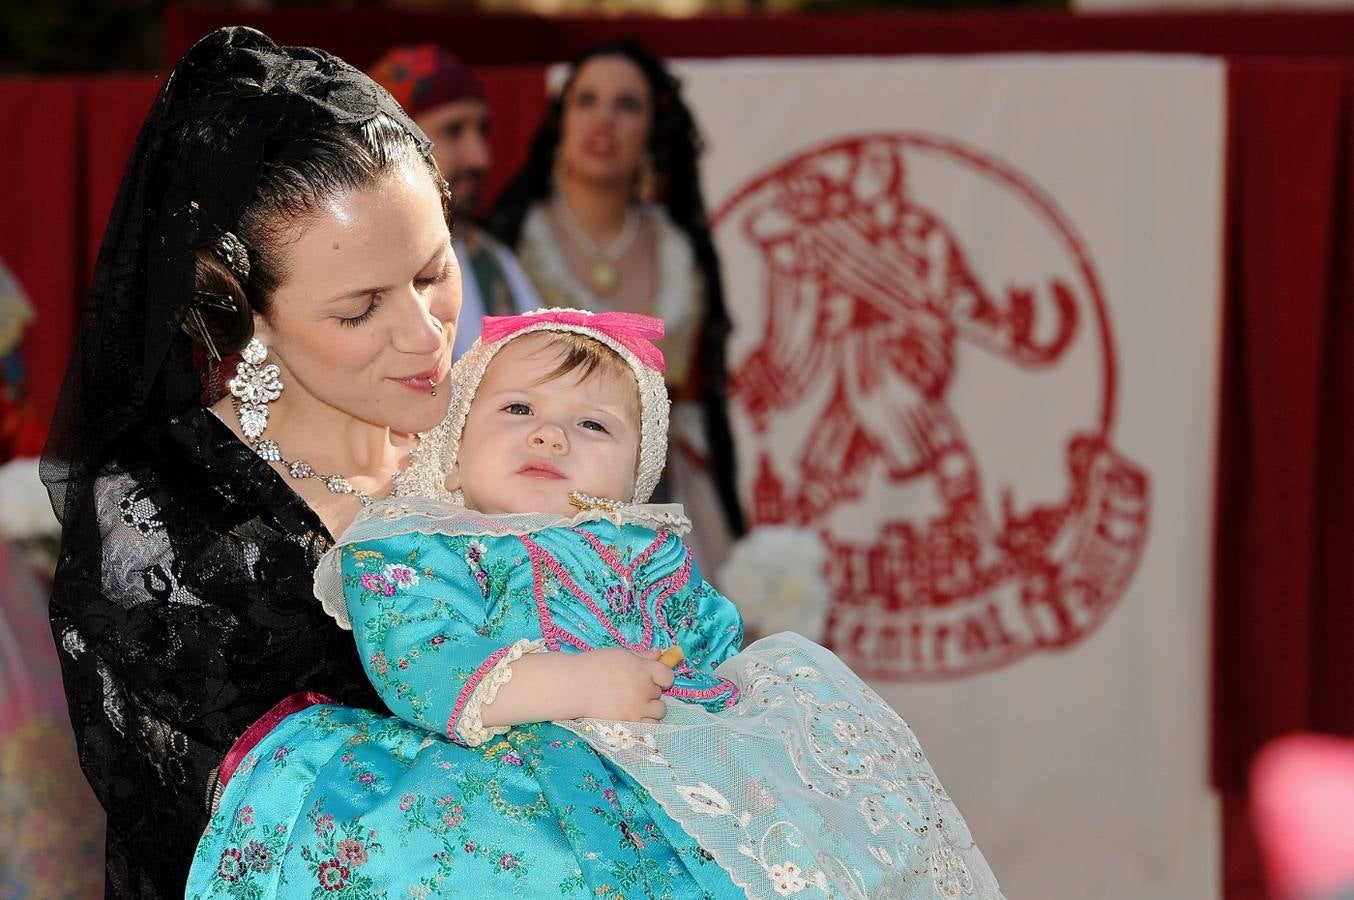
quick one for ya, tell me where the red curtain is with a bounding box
[1216,61,1354,899]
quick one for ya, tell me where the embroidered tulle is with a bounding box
[563,631,1005,900]
[316,498,691,630]
[455,637,547,747]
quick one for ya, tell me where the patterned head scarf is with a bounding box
[369,44,486,117]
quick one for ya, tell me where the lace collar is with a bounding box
[315,497,692,630]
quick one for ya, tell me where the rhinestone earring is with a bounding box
[228,338,284,456]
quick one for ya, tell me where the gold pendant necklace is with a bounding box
[588,259,620,296]
[553,195,639,297]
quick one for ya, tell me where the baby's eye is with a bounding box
[503,402,531,415]
[579,419,609,433]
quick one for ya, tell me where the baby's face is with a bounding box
[454,333,640,517]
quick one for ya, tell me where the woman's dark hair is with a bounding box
[184,113,449,358]
[486,40,705,251]
[486,40,745,536]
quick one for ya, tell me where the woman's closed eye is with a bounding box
[415,263,452,290]
[337,295,382,327]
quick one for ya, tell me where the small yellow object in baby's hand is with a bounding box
[658,645,684,668]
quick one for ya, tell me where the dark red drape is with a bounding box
[1216,60,1354,899]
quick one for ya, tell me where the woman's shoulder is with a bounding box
[96,406,320,543]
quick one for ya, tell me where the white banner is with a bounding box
[680,55,1224,899]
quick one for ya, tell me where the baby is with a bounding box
[189,309,1003,900]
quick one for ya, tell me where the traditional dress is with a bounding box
[187,501,1003,900]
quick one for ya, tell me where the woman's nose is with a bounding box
[392,288,453,356]
[530,424,568,454]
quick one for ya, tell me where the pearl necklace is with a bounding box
[551,194,640,297]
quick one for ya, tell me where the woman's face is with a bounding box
[558,56,653,190]
[254,158,460,435]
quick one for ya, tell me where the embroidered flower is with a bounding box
[833,719,863,746]
[317,858,350,891]
[243,840,273,874]
[217,847,244,882]
[602,788,618,804]
[464,841,476,853]
[358,772,377,786]
[235,806,254,825]
[768,861,807,895]
[442,806,464,828]
[383,563,419,587]
[604,582,633,613]
[499,853,518,870]
[359,573,396,596]
[315,813,335,836]
[372,652,389,677]
[466,540,487,565]
[503,752,523,766]
[400,793,417,811]
[273,747,289,761]
[620,821,646,850]
[409,886,432,899]
[336,838,369,868]
[859,796,891,834]
[430,635,446,646]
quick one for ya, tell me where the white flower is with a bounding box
[716,525,830,642]
[768,861,807,895]
[383,563,420,587]
[0,458,58,540]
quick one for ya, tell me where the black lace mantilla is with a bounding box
[38,27,426,897]
[49,408,386,896]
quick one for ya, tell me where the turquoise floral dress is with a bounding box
[186,501,1003,900]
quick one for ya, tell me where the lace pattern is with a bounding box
[562,632,1005,899]
[453,638,547,747]
[315,498,691,630]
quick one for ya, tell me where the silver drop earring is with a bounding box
[228,337,283,454]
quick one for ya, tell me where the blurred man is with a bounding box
[371,45,540,357]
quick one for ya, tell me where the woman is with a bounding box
[40,27,460,897]
[487,40,745,574]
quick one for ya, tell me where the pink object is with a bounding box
[1251,733,1354,899]
[481,310,667,374]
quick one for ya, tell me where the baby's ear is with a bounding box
[443,462,462,494]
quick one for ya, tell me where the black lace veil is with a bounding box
[38,27,436,896]
[40,26,430,524]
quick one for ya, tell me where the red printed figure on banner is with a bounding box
[714,134,1150,680]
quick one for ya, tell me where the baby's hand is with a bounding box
[578,647,676,723]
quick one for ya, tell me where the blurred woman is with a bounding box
[488,40,745,573]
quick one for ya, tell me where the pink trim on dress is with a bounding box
[447,646,513,742]
[219,691,332,789]
[521,534,654,652]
